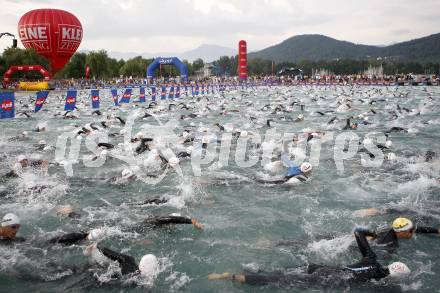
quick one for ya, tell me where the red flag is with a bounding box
[85,65,90,79]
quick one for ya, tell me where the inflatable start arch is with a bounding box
[147,57,188,80]
[3,65,51,82]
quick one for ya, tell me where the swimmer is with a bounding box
[8,131,29,142]
[343,118,358,130]
[35,140,53,151]
[351,214,440,248]
[386,127,407,134]
[135,137,154,155]
[0,213,25,243]
[257,153,312,184]
[56,205,83,219]
[294,114,304,123]
[84,243,158,277]
[49,228,105,245]
[15,154,49,171]
[38,244,159,289]
[2,155,49,179]
[209,228,410,289]
[132,214,203,233]
[128,197,169,206]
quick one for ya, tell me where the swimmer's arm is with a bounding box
[151,216,203,229]
[415,226,440,234]
[208,272,246,283]
[97,245,138,275]
[98,246,132,264]
[354,227,377,260]
[352,208,381,218]
[3,170,18,179]
[48,232,88,245]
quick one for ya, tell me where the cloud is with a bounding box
[0,0,439,54]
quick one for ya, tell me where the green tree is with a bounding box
[192,58,204,72]
[0,47,50,79]
[85,50,111,78]
[109,58,125,77]
[55,52,87,78]
[119,56,152,77]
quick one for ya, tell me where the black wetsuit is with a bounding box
[132,215,193,233]
[48,232,88,245]
[142,215,192,226]
[366,226,438,248]
[255,174,309,184]
[1,170,18,180]
[141,197,168,205]
[97,245,138,275]
[135,138,154,155]
[0,236,26,244]
[243,228,389,289]
[27,246,140,290]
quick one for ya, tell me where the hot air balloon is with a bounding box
[17,9,83,75]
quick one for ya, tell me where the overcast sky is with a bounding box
[1,0,439,54]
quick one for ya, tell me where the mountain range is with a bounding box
[248,33,440,63]
[84,33,440,64]
[105,44,236,62]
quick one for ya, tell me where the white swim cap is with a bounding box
[240,131,248,138]
[300,162,313,173]
[22,131,28,136]
[386,153,397,161]
[170,213,181,217]
[202,136,210,144]
[363,138,373,145]
[138,254,159,277]
[388,262,410,278]
[1,213,20,227]
[169,157,180,167]
[385,140,393,148]
[135,132,144,139]
[17,155,27,162]
[298,114,304,119]
[13,163,23,172]
[122,168,133,178]
[87,228,105,242]
[100,150,108,157]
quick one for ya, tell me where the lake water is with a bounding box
[0,85,439,292]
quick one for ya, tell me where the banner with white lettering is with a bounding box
[139,87,146,103]
[160,85,166,100]
[0,92,15,119]
[35,90,49,113]
[64,90,77,111]
[151,86,157,102]
[120,88,132,103]
[91,89,100,109]
[111,88,119,106]
[169,85,175,99]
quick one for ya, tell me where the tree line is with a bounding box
[1,47,439,80]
